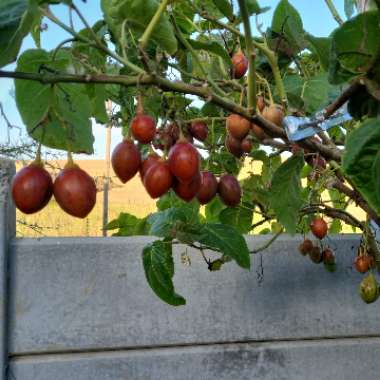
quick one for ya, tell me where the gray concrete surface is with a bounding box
[8,235,375,356]
[2,159,380,379]
[0,160,15,380]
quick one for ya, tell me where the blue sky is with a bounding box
[0,0,347,159]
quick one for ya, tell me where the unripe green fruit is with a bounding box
[359,273,380,304]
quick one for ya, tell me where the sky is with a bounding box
[0,0,347,159]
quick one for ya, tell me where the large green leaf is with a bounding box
[188,39,231,63]
[0,0,38,67]
[106,212,149,236]
[342,118,380,216]
[271,0,305,52]
[302,73,330,114]
[329,11,380,84]
[148,205,200,244]
[101,0,177,55]
[306,34,332,71]
[219,206,253,234]
[283,74,304,109]
[197,223,251,269]
[212,0,233,20]
[268,154,305,234]
[143,240,186,306]
[15,49,94,153]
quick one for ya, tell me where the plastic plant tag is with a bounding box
[283,106,352,141]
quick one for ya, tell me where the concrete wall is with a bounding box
[1,160,380,379]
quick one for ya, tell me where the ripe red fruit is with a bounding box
[197,171,218,205]
[298,239,313,256]
[251,123,266,141]
[231,51,248,79]
[257,96,266,112]
[11,163,53,214]
[241,138,253,153]
[111,139,141,183]
[218,174,241,207]
[226,114,251,140]
[310,217,328,240]
[140,153,160,180]
[225,134,243,158]
[53,166,96,218]
[312,155,327,170]
[168,141,200,183]
[144,160,173,199]
[173,172,201,202]
[263,105,285,127]
[131,114,156,144]
[309,246,323,264]
[188,121,208,141]
[354,255,373,274]
[322,248,335,264]
[291,143,302,155]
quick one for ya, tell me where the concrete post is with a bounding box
[0,160,15,380]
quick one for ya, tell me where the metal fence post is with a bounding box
[0,160,15,380]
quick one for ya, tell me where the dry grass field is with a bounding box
[15,159,364,237]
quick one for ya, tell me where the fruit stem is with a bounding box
[323,0,344,25]
[65,151,76,169]
[136,94,144,115]
[33,143,44,167]
[139,0,170,51]
[237,0,257,114]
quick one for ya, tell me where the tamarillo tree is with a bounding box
[2,0,380,305]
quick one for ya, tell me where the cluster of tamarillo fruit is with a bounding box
[298,216,379,304]
[227,50,285,158]
[225,98,285,158]
[111,107,242,207]
[298,217,336,267]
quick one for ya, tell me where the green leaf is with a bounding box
[212,0,233,21]
[342,118,380,216]
[188,39,231,63]
[302,73,330,114]
[272,0,305,52]
[15,49,94,153]
[204,196,225,223]
[148,205,200,243]
[142,240,186,306]
[306,34,331,71]
[283,74,304,109]
[268,154,305,234]
[156,190,200,212]
[85,84,108,124]
[197,223,251,269]
[329,219,342,234]
[329,11,380,84]
[106,212,149,236]
[219,206,253,234]
[0,0,39,67]
[148,208,188,237]
[101,0,177,55]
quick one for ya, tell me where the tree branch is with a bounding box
[324,81,362,118]
[301,204,364,230]
[237,0,257,112]
[0,68,341,162]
